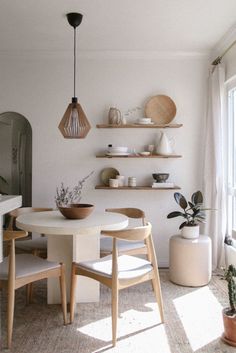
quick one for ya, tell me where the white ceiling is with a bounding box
[0,0,236,53]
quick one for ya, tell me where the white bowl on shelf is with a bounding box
[139,151,151,156]
[109,146,129,153]
[136,118,153,125]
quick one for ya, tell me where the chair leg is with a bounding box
[59,263,67,325]
[70,263,77,324]
[152,272,164,323]
[111,286,118,346]
[7,285,15,349]
[26,283,33,304]
[32,249,38,256]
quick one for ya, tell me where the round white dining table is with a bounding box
[16,210,128,304]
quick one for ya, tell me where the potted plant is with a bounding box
[222,264,236,346]
[55,171,94,219]
[167,190,206,239]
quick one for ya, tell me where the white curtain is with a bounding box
[203,64,227,270]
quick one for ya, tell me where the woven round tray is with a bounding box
[145,95,176,124]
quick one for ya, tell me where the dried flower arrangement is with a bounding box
[123,107,141,121]
[55,171,93,207]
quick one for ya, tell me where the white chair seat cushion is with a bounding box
[78,254,153,279]
[15,236,47,251]
[0,254,60,280]
[100,238,145,253]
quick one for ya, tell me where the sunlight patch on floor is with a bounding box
[78,302,162,343]
[91,325,170,353]
[173,286,223,351]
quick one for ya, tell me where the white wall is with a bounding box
[0,52,208,266]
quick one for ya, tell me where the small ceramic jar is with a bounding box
[116,175,125,186]
[128,177,136,187]
[109,178,119,188]
[147,144,155,154]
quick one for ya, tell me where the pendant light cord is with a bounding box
[74,27,76,98]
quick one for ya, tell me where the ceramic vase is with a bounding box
[156,131,173,155]
[108,107,122,125]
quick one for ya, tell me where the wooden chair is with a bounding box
[0,230,67,349]
[7,207,53,257]
[100,207,147,256]
[70,222,164,346]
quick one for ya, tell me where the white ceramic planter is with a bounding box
[181,225,199,239]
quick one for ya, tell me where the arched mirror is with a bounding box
[0,112,32,206]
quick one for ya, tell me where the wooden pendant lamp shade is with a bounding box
[58,12,91,139]
[59,99,91,139]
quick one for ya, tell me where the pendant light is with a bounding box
[58,12,91,139]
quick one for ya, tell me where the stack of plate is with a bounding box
[106,146,130,156]
[136,118,154,125]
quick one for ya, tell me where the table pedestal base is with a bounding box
[47,233,100,304]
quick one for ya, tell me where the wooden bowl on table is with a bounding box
[58,204,94,219]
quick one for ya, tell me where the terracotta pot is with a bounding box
[58,204,94,219]
[222,308,236,346]
[181,225,199,239]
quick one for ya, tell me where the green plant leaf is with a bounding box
[191,190,203,205]
[179,221,187,229]
[167,211,187,219]
[193,209,201,216]
[224,265,236,313]
[188,201,195,208]
[174,192,188,209]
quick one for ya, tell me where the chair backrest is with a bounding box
[3,230,28,281]
[8,207,53,230]
[9,207,53,218]
[101,223,151,242]
[101,223,158,281]
[101,222,154,257]
[105,207,146,225]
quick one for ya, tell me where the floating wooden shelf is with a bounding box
[96,154,182,159]
[96,123,183,129]
[95,185,181,190]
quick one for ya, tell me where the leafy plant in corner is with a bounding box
[221,264,236,346]
[167,190,207,229]
[55,171,94,207]
[224,264,236,316]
